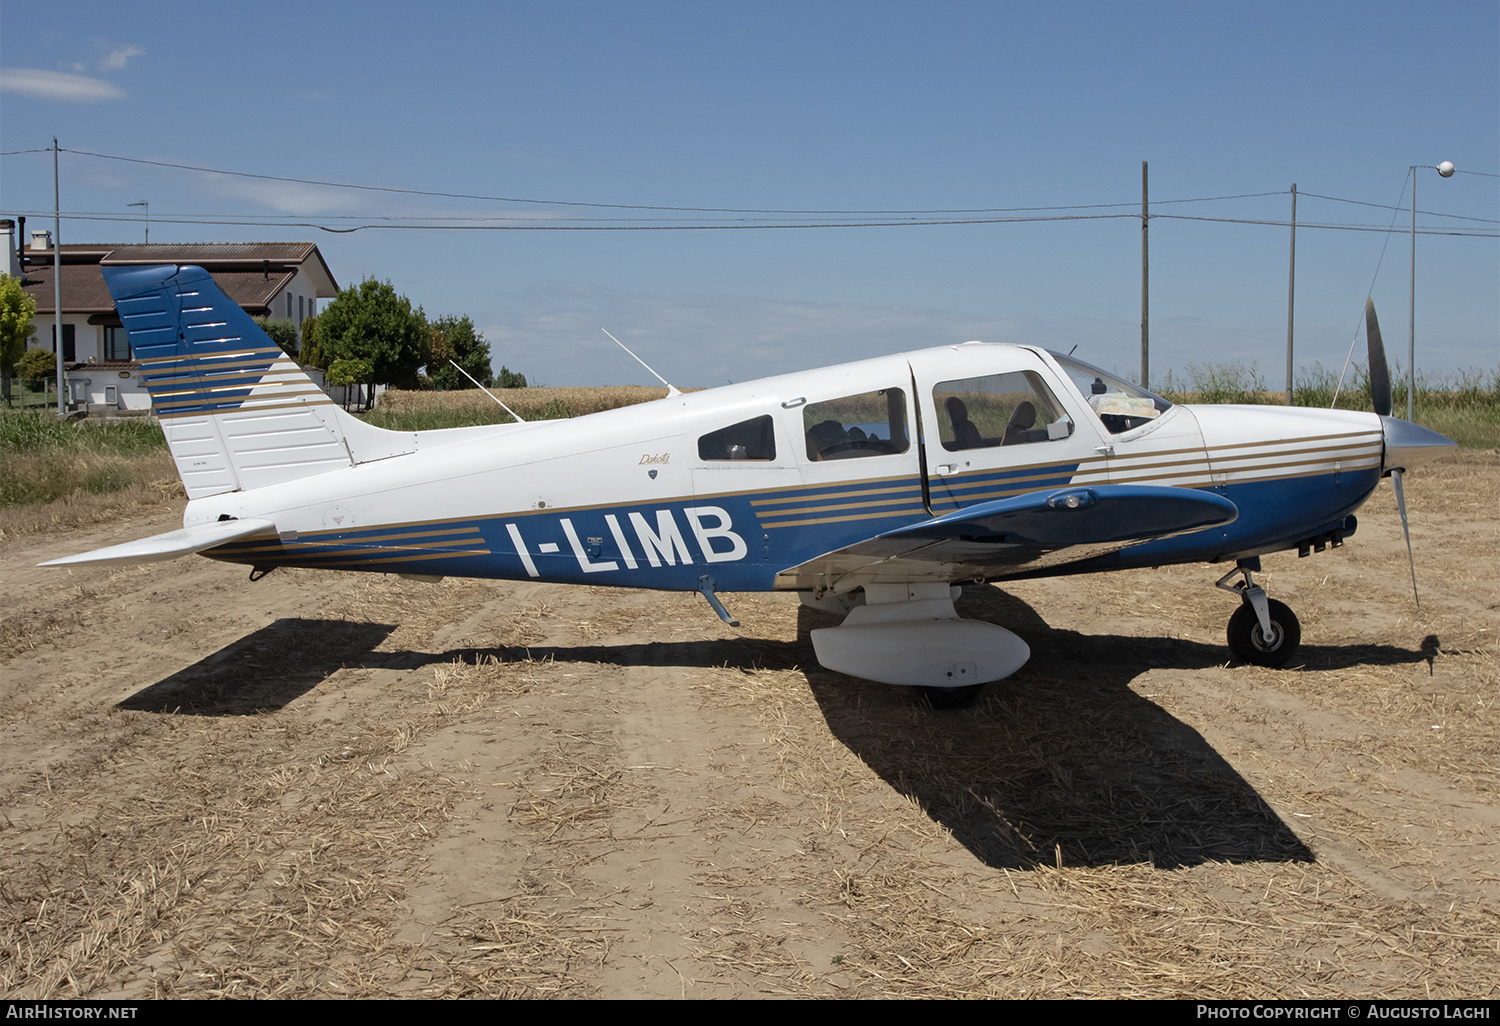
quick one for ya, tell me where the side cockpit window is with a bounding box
[803,388,910,461]
[934,371,1074,451]
[698,415,776,461]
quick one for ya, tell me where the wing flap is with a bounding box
[40,518,278,567]
[777,485,1237,589]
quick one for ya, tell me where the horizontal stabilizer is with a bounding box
[40,518,277,567]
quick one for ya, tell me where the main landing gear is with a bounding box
[805,582,1031,707]
[1216,560,1301,668]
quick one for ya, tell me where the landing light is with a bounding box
[1047,490,1095,510]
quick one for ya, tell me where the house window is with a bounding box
[287,294,294,319]
[52,323,76,362]
[103,326,130,361]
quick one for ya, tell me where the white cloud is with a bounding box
[207,177,362,216]
[98,44,144,72]
[0,67,125,101]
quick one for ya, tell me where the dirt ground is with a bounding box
[1,451,1495,999]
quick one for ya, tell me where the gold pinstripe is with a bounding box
[755,493,924,519]
[758,505,931,530]
[137,346,281,366]
[750,482,918,507]
[158,396,335,419]
[154,387,330,411]
[226,526,484,549]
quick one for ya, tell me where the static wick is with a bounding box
[602,329,681,397]
[449,360,525,423]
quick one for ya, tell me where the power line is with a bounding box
[4,145,1491,234]
[1151,213,1496,237]
[1298,190,1498,224]
[58,147,1138,215]
[11,208,1494,237]
[5,210,1141,231]
[30,146,1304,217]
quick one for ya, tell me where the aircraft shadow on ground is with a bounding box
[117,618,399,715]
[789,588,1300,870]
[442,584,1431,872]
[116,593,1436,869]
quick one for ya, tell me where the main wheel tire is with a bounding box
[1227,599,1301,668]
[920,683,986,709]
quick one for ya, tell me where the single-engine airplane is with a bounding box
[45,266,1454,704]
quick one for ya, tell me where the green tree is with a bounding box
[1,273,38,404]
[328,357,374,411]
[255,318,298,358]
[18,347,54,391]
[310,278,427,389]
[298,314,320,366]
[426,315,493,390]
[495,365,528,389]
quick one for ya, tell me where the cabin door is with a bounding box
[906,345,1109,516]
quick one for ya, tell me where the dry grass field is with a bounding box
[0,450,1495,999]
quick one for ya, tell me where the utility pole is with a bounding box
[53,138,64,417]
[1140,161,1149,389]
[1409,161,1456,420]
[1285,184,1296,405]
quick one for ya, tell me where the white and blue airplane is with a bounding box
[45,265,1454,705]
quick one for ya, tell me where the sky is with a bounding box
[1,1,1495,388]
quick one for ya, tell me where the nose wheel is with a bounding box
[1217,563,1302,668]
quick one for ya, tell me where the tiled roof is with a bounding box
[23,263,297,316]
[19,241,338,315]
[96,242,319,265]
[27,242,318,264]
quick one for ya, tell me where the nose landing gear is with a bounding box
[1217,560,1302,668]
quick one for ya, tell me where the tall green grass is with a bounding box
[362,397,575,431]
[1156,364,1499,448]
[363,385,671,432]
[0,412,168,507]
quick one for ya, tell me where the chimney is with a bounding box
[31,228,51,252]
[0,220,19,278]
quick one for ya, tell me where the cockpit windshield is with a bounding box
[1048,353,1172,435]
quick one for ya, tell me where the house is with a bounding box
[5,221,338,412]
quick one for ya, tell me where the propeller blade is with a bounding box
[1365,298,1393,417]
[1391,468,1419,608]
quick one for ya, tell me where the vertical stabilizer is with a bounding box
[104,265,413,498]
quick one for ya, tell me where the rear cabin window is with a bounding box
[934,371,1074,452]
[803,388,910,461]
[698,415,776,461]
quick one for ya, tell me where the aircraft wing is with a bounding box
[776,485,1238,589]
[39,518,278,568]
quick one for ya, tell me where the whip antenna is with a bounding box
[603,329,681,396]
[450,360,525,422]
